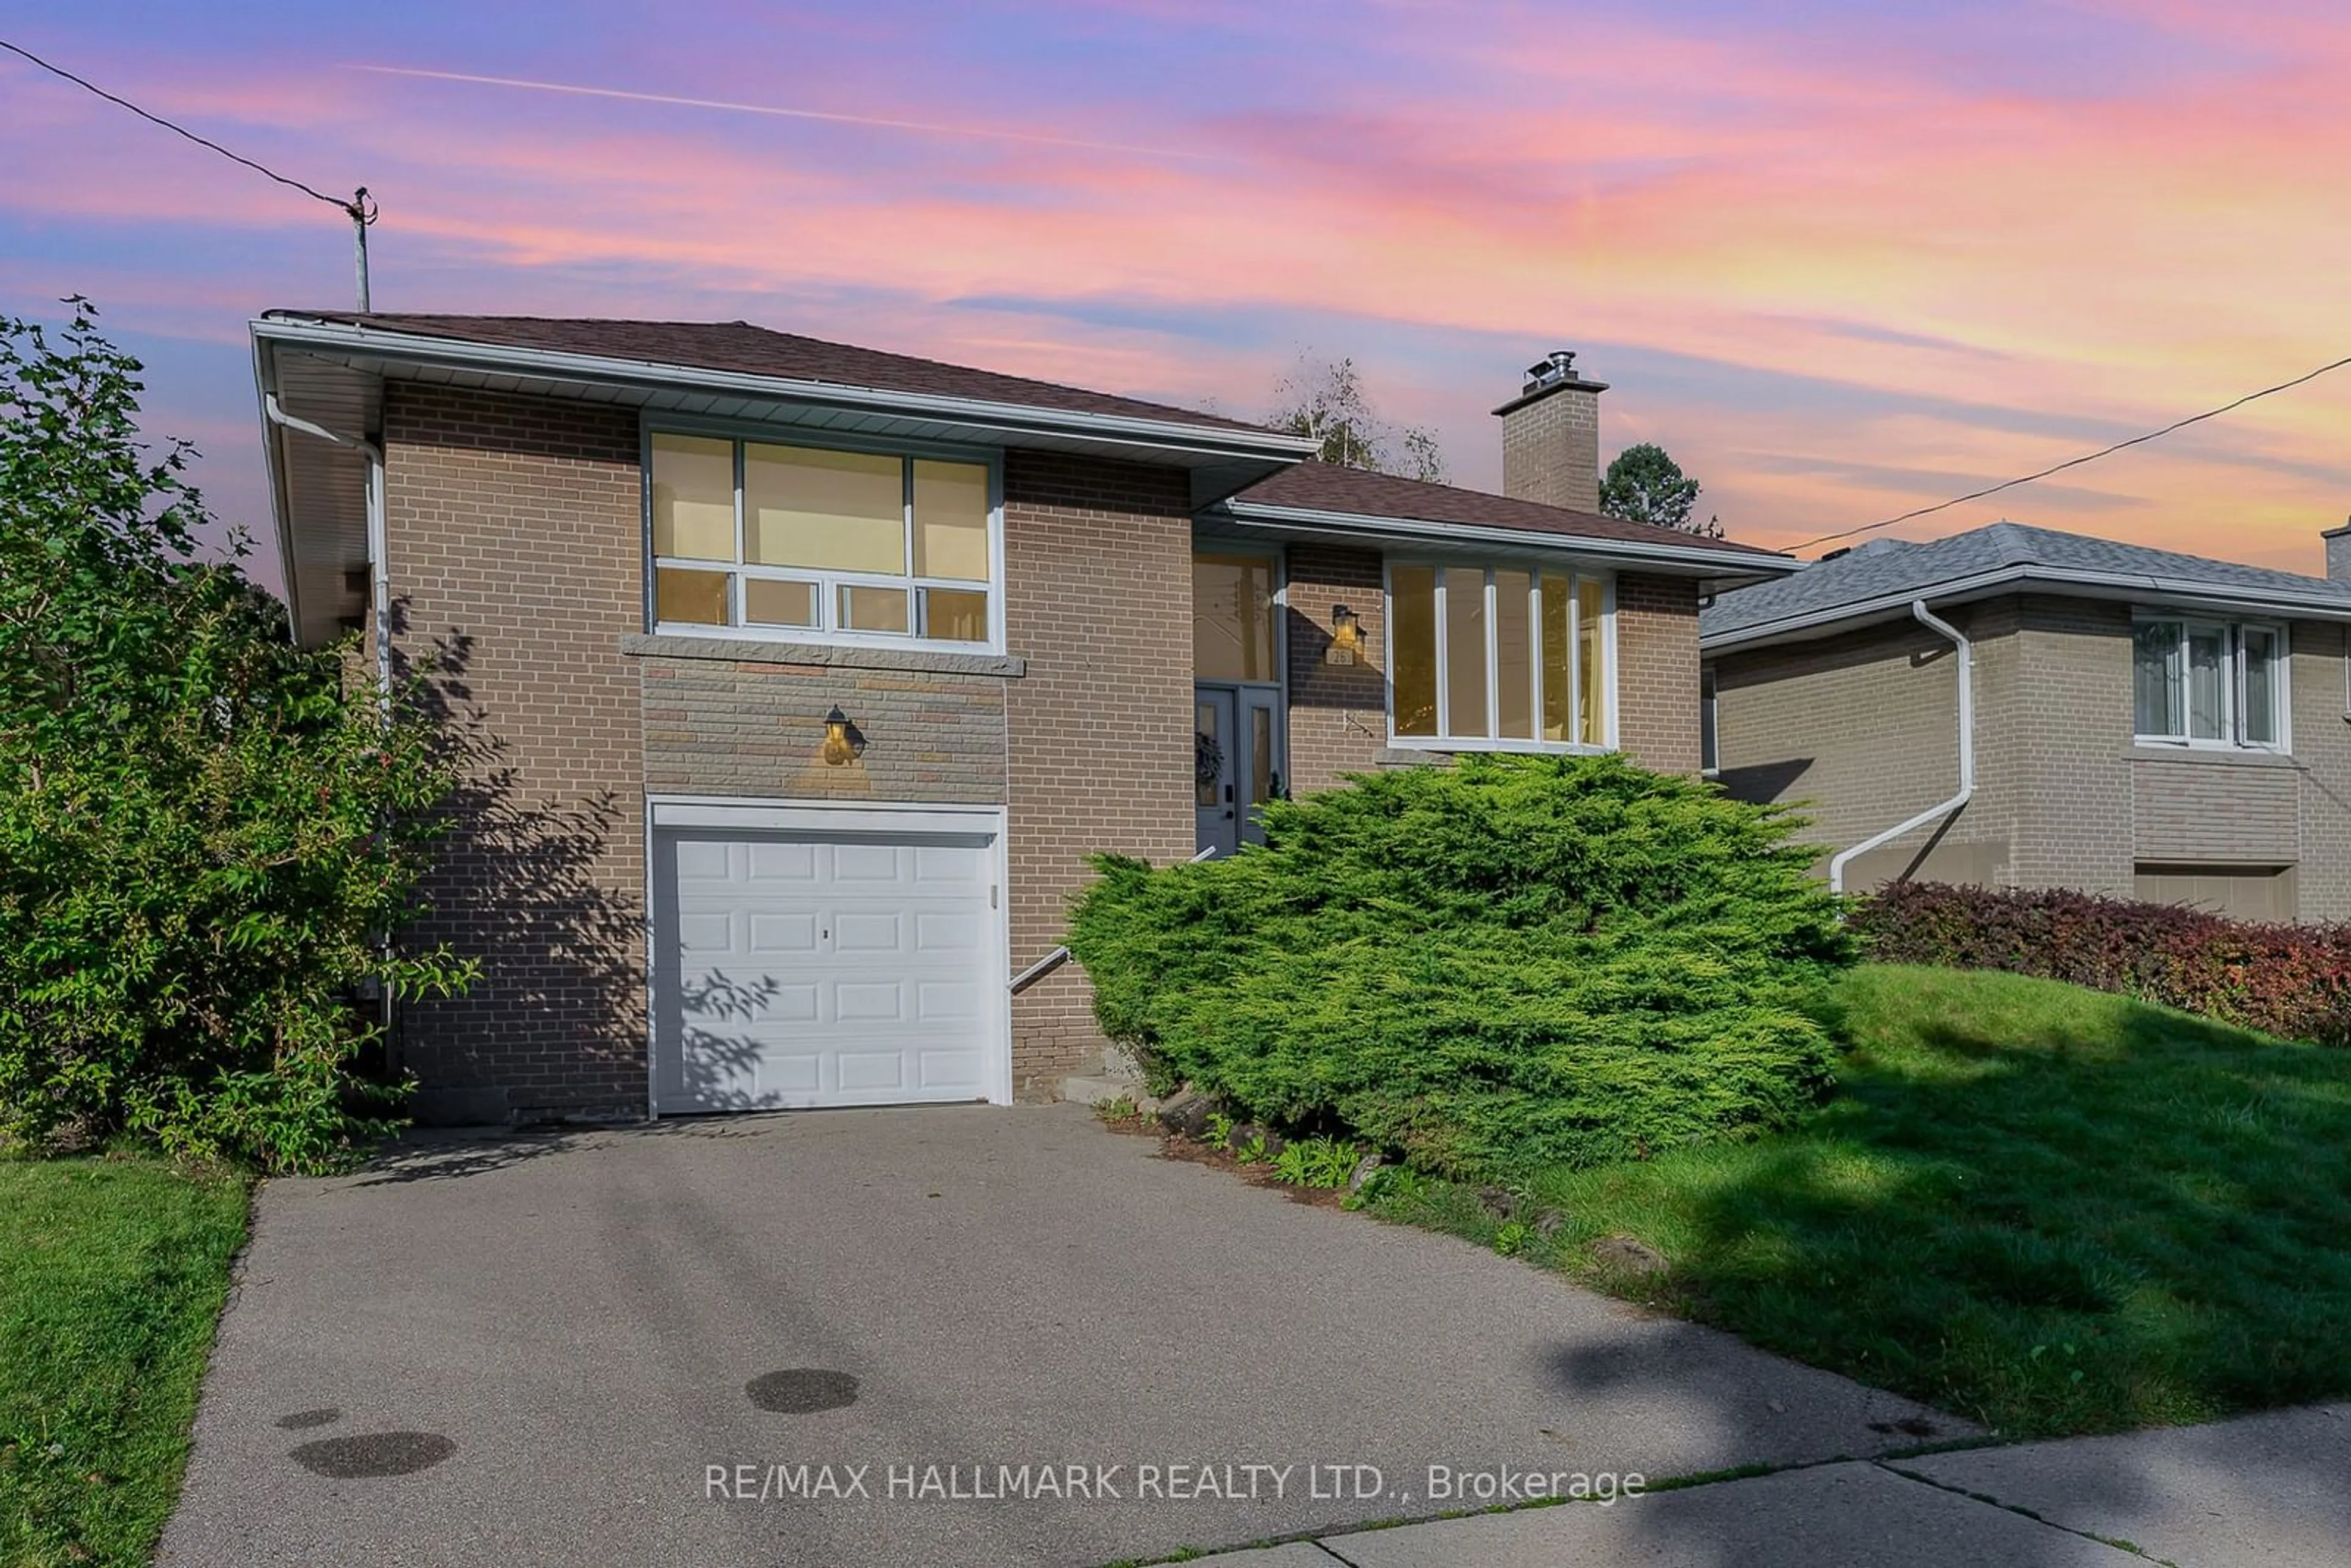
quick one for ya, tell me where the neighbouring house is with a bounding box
[1701,520,2351,921]
[252,317,1793,1122]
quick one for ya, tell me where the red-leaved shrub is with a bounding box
[1853,882,2351,1048]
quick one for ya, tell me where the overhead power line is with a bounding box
[1796,352,2351,552]
[1,36,367,219]
[2,36,377,306]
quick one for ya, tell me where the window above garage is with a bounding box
[648,430,1002,652]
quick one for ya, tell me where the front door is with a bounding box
[1194,683,1283,858]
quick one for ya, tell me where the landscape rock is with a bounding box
[1155,1088,1215,1139]
[1226,1122,1284,1158]
[1534,1209,1567,1239]
[1347,1153,1385,1193]
[1478,1185,1517,1220]
[1591,1234,1670,1275]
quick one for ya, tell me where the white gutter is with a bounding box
[250,315,1319,465]
[261,393,389,715]
[1218,500,1798,577]
[1828,601,1972,895]
[1704,563,2351,653]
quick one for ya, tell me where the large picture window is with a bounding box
[1388,563,1610,749]
[2132,615,2285,749]
[649,432,997,647]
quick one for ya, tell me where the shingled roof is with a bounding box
[1702,520,2351,646]
[276,312,1280,436]
[1231,461,1793,561]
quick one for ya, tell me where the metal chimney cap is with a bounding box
[1522,350,1579,394]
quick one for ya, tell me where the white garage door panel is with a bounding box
[657,824,1003,1112]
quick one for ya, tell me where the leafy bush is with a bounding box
[0,304,474,1171]
[1269,1136,1361,1189]
[1068,754,1853,1181]
[1855,880,2351,1047]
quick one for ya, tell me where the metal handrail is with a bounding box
[1007,846,1224,992]
[1008,946,1071,996]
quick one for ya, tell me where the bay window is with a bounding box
[1389,563,1610,748]
[649,431,998,648]
[2132,615,2285,749]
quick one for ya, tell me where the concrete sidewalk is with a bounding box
[1196,1403,2351,1567]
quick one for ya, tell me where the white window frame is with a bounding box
[1700,666,1719,777]
[1381,558,1616,753]
[2130,610,2290,754]
[642,419,1007,656]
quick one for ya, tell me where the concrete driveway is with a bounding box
[162,1105,1963,1567]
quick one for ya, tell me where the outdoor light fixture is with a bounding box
[820,706,860,767]
[1326,604,1365,664]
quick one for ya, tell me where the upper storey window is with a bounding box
[649,432,999,650]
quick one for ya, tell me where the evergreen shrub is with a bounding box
[1068,754,1853,1179]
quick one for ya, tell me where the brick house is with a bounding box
[252,317,1793,1122]
[1701,520,2351,920]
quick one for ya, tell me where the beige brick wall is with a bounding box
[381,383,650,1121]
[2004,597,2132,896]
[1714,593,2351,918]
[1711,599,2014,887]
[1614,574,1703,773]
[1002,451,1196,1095]
[1499,388,1601,511]
[2131,756,2298,862]
[2290,620,2351,920]
[1283,542,1389,792]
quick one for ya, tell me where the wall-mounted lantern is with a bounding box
[820,705,864,766]
[1325,604,1365,665]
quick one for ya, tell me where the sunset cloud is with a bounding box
[4,1,2347,583]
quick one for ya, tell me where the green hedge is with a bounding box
[1068,754,1853,1179]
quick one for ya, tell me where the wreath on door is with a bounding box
[1195,730,1223,787]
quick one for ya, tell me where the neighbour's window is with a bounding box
[649,432,997,647]
[2131,616,2285,749]
[1388,563,1609,748]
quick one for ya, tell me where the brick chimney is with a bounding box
[2327,518,2351,581]
[1494,350,1609,512]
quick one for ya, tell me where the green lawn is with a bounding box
[0,1157,249,1568]
[1375,964,2351,1438]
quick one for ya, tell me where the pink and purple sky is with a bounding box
[6,1,2348,586]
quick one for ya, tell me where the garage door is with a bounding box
[652,819,1004,1112]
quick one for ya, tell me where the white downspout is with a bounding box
[263,394,390,713]
[1828,600,1973,894]
[262,394,396,1056]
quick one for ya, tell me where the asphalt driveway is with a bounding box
[161,1105,1964,1567]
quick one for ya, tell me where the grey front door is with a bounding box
[1196,686,1240,858]
[1195,683,1284,858]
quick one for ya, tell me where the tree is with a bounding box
[1270,354,1445,482]
[1599,442,1719,536]
[0,301,475,1171]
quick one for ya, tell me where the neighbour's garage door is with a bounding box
[653,823,1002,1112]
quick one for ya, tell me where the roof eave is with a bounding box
[250,314,1318,466]
[250,334,302,642]
[1701,565,2351,653]
[1217,497,1800,579]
